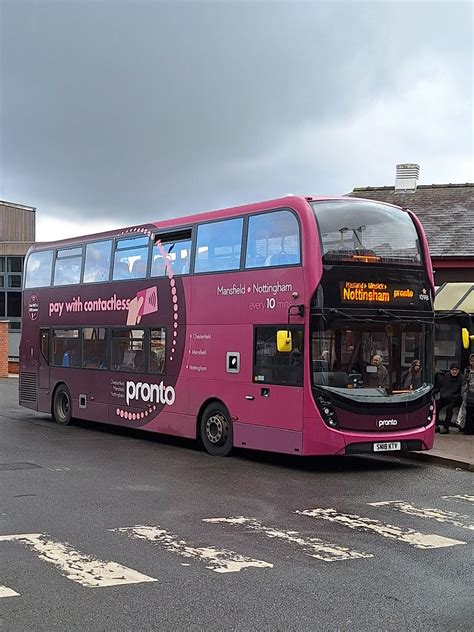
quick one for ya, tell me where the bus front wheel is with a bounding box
[52,384,73,426]
[200,403,233,457]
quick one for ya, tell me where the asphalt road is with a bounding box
[1,378,472,631]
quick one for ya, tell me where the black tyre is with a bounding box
[200,402,233,456]
[52,384,73,426]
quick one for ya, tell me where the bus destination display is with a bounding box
[340,281,428,306]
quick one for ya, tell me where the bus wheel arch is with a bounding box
[197,399,233,457]
[52,382,73,426]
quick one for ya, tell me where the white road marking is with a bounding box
[204,516,372,562]
[112,525,273,573]
[442,495,474,504]
[296,509,466,549]
[0,585,20,598]
[369,501,474,531]
[0,533,157,587]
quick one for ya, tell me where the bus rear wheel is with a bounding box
[53,384,73,426]
[200,403,233,456]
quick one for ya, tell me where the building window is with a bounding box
[7,257,23,273]
[7,292,21,318]
[8,274,22,288]
[0,257,25,326]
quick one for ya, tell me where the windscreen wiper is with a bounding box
[376,308,403,321]
[378,308,433,326]
[328,308,360,321]
[434,310,467,320]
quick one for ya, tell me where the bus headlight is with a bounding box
[427,401,435,423]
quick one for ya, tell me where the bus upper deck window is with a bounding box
[54,247,83,286]
[152,230,193,277]
[83,240,112,283]
[113,235,149,281]
[25,251,54,288]
[245,210,301,269]
[194,218,243,273]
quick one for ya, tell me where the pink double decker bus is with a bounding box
[20,196,435,456]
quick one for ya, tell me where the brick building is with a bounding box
[0,200,36,372]
[347,165,474,285]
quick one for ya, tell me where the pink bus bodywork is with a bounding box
[20,196,436,456]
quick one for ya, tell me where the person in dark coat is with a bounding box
[461,353,474,435]
[436,363,463,434]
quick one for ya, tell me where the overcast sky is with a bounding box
[1,0,472,241]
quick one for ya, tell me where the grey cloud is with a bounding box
[1,1,472,225]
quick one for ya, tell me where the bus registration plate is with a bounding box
[373,442,401,452]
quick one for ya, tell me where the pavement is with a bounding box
[3,373,473,471]
[408,427,474,472]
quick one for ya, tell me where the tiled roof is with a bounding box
[347,183,474,258]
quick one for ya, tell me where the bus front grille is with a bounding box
[20,372,37,403]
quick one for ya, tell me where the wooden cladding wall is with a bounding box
[0,243,32,257]
[0,204,35,253]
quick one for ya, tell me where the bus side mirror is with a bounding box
[461,328,471,350]
[277,330,292,353]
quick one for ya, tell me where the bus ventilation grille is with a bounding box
[20,372,37,403]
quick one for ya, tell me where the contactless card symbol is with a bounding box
[137,287,158,316]
[126,287,159,325]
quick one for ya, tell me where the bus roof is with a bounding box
[31,194,410,250]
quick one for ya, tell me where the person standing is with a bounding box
[436,363,463,434]
[370,354,390,389]
[461,353,474,435]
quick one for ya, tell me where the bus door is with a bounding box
[243,325,304,432]
[38,328,50,389]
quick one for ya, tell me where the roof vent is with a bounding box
[395,163,419,192]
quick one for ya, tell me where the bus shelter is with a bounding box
[434,283,474,373]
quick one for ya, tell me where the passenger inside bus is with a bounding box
[149,349,165,373]
[131,259,147,279]
[114,260,130,280]
[367,354,390,388]
[133,350,145,372]
[401,359,422,389]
